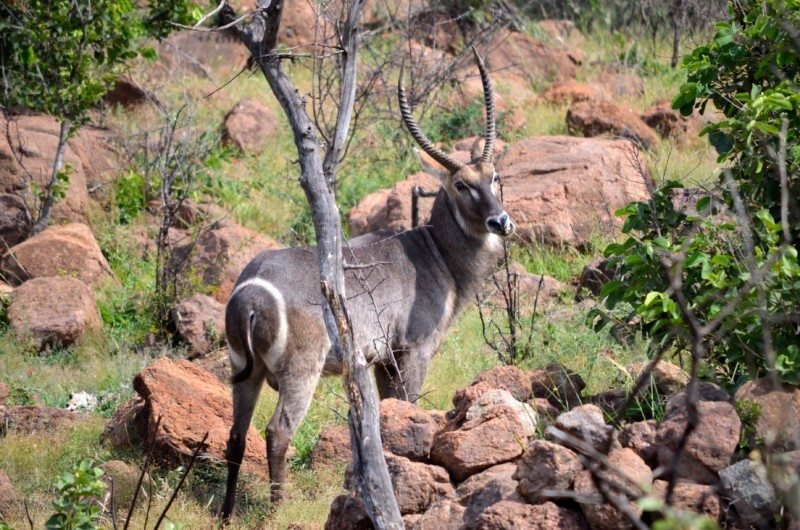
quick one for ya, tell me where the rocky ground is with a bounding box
[1,1,790,528]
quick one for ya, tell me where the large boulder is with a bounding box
[431,389,537,481]
[171,294,226,355]
[0,113,115,221]
[590,72,645,100]
[325,493,372,530]
[348,171,438,236]
[619,420,658,468]
[222,98,280,155]
[496,136,650,247]
[475,500,589,530]
[514,440,583,503]
[1,223,113,287]
[483,263,566,310]
[169,220,281,303]
[573,448,653,530]
[567,100,659,149]
[481,30,584,85]
[656,385,741,484]
[626,360,689,396]
[130,358,268,476]
[734,377,800,451]
[540,80,604,105]
[8,277,101,350]
[380,398,436,461]
[150,30,248,81]
[350,136,651,248]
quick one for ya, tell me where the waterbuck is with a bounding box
[221,52,515,519]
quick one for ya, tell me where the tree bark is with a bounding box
[30,118,70,235]
[223,1,402,527]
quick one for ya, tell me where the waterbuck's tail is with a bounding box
[230,310,256,384]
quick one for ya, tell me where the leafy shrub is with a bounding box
[591,0,800,386]
[45,460,105,530]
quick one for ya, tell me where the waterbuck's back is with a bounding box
[230,227,458,372]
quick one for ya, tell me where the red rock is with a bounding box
[385,452,454,515]
[406,498,465,530]
[481,30,584,84]
[349,136,651,248]
[431,391,537,481]
[132,358,268,476]
[567,100,659,149]
[453,462,521,521]
[171,294,225,355]
[103,396,148,449]
[0,405,77,436]
[8,277,101,350]
[652,480,721,521]
[496,136,650,247]
[101,460,142,512]
[656,399,741,484]
[574,448,653,530]
[475,500,589,529]
[191,347,231,383]
[169,220,281,303]
[619,420,658,468]
[103,76,148,107]
[514,440,583,503]
[311,425,352,470]
[640,101,706,145]
[627,360,689,395]
[380,398,436,461]
[0,194,29,248]
[1,223,113,287]
[590,72,645,100]
[552,404,618,452]
[576,257,621,299]
[530,363,586,409]
[471,365,533,403]
[484,264,566,310]
[0,113,115,221]
[222,98,279,155]
[735,377,800,451]
[540,81,603,105]
[325,493,372,530]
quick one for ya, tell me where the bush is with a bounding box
[45,460,105,530]
[591,0,800,386]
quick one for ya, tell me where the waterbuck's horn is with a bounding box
[472,46,496,163]
[398,61,464,175]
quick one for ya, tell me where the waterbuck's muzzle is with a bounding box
[486,211,515,236]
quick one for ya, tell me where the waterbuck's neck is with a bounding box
[426,189,503,313]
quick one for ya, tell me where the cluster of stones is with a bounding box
[322,364,800,529]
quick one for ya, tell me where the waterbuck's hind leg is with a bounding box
[267,370,321,503]
[221,364,265,521]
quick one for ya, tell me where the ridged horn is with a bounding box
[398,62,464,175]
[472,46,496,164]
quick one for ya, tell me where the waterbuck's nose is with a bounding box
[486,212,515,236]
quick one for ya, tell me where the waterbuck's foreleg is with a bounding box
[266,370,321,503]
[221,363,265,521]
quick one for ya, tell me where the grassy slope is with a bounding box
[0,23,718,529]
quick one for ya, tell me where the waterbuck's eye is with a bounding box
[492,173,500,183]
[454,180,468,192]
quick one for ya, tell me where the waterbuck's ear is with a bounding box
[414,147,451,184]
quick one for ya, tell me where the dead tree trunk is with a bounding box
[222,1,402,527]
